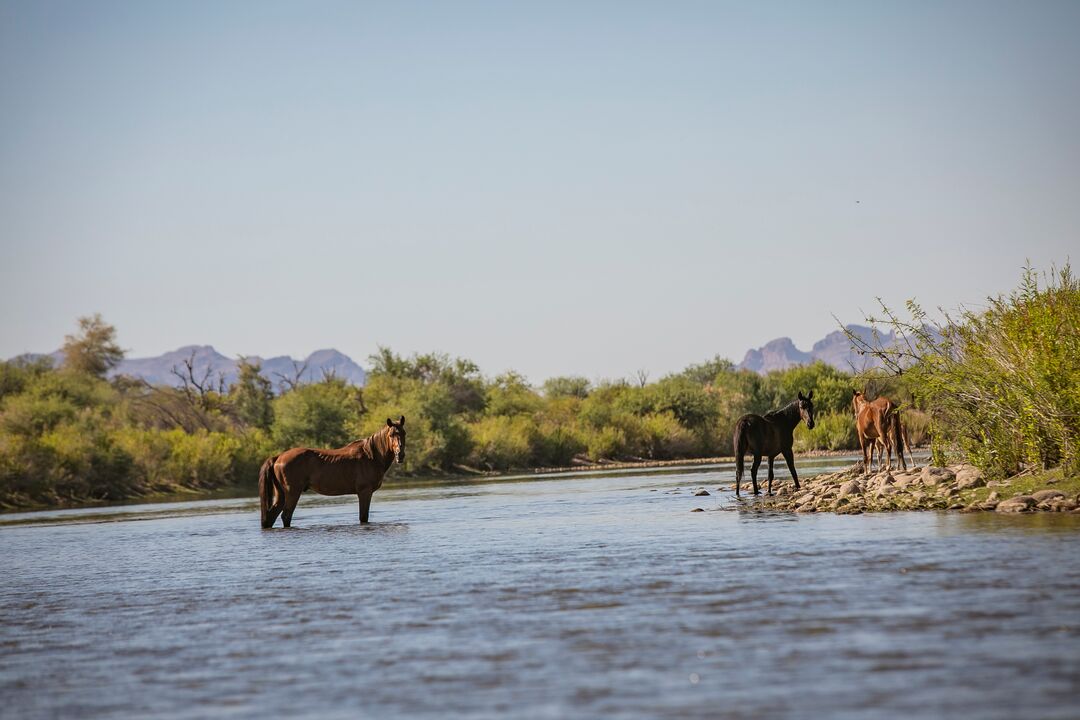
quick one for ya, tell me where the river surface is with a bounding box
[3,456,1079,719]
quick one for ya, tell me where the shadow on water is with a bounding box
[262,521,411,536]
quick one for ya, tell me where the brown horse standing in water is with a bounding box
[733,392,815,497]
[852,391,907,474]
[259,416,406,528]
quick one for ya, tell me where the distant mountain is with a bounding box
[739,324,916,374]
[738,337,811,373]
[16,346,366,390]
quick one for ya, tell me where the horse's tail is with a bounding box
[890,408,907,472]
[733,417,752,495]
[900,414,915,468]
[259,455,280,528]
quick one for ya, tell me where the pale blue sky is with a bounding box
[1,1,1077,382]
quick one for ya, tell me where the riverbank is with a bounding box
[739,463,1080,514]
[439,448,872,483]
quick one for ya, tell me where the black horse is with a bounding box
[733,392,816,497]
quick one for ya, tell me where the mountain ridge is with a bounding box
[738,324,905,374]
[20,346,367,391]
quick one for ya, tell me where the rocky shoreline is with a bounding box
[721,463,1080,514]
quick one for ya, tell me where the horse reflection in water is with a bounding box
[259,416,406,528]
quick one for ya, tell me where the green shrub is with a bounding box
[792,412,859,452]
[484,372,542,417]
[584,425,627,461]
[851,264,1080,477]
[902,409,930,447]
[640,411,700,459]
[467,415,534,470]
[542,376,590,399]
[532,422,585,466]
[271,378,362,449]
[357,381,472,470]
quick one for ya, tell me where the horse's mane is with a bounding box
[764,400,799,420]
[314,426,390,462]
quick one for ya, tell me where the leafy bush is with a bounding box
[357,379,472,470]
[851,264,1080,478]
[902,409,930,448]
[271,377,362,449]
[467,415,535,470]
[584,425,627,462]
[542,376,590,399]
[485,372,542,417]
[112,427,252,491]
[792,412,859,452]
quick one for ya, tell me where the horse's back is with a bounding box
[274,446,358,496]
[734,413,767,451]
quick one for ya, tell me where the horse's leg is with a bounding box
[881,439,889,472]
[903,422,915,469]
[266,486,283,529]
[280,472,302,528]
[735,450,744,498]
[782,448,800,490]
[357,490,373,524]
[766,456,776,496]
[859,432,870,476]
[750,454,761,496]
[265,477,284,529]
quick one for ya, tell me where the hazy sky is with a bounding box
[1,1,1077,382]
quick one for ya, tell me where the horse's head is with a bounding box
[797,391,815,429]
[852,390,866,415]
[386,415,406,463]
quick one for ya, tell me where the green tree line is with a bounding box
[0,315,872,510]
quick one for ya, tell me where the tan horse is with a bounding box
[852,391,907,474]
[259,416,406,528]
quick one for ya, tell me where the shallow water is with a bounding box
[3,456,1079,719]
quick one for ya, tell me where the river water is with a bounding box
[3,456,1079,719]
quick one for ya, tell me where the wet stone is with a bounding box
[838,480,862,497]
[995,495,1037,513]
[955,466,985,490]
[1031,489,1065,503]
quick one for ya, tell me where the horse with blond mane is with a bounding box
[852,391,909,474]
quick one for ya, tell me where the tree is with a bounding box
[542,376,591,399]
[485,372,541,417]
[271,377,362,449]
[367,347,485,414]
[62,314,124,378]
[231,359,274,429]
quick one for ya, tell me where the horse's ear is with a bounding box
[798,392,806,402]
[398,415,405,427]
[807,390,814,400]
[386,418,394,427]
